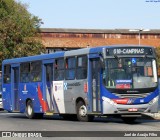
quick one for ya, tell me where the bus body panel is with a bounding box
[2,84,11,111]
[19,82,45,113]
[2,52,64,113]
[63,48,90,114]
[63,79,88,114]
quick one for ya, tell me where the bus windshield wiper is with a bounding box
[114,55,120,63]
[114,54,119,59]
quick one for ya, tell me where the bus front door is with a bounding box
[90,58,101,113]
[11,65,20,111]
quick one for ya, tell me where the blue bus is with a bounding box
[2,45,159,123]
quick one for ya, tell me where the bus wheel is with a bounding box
[121,117,137,124]
[26,100,35,119]
[76,101,94,122]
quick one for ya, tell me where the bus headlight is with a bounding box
[149,96,159,105]
[102,96,117,106]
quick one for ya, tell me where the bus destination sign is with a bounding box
[107,47,152,55]
[113,48,144,55]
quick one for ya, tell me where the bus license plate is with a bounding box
[128,108,138,112]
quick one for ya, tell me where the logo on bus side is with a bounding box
[22,84,28,94]
[63,82,81,90]
[67,82,81,87]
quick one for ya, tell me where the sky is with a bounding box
[16,0,160,29]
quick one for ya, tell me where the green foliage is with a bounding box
[0,0,45,67]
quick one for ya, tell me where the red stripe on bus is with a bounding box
[112,99,129,104]
[38,84,49,112]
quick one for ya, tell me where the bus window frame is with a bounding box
[65,56,76,80]
[76,55,88,80]
[3,65,11,84]
[30,61,42,82]
[54,58,65,81]
[20,62,30,83]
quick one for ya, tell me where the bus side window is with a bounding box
[46,64,53,82]
[54,59,64,81]
[30,61,42,82]
[76,55,87,79]
[20,63,30,83]
[65,57,76,80]
[3,65,11,84]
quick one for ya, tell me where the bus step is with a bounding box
[45,111,54,116]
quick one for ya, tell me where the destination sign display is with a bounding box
[107,47,152,55]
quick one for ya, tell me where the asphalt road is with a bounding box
[0,111,160,140]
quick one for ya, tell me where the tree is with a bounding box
[155,47,160,77]
[155,47,160,66]
[0,0,45,67]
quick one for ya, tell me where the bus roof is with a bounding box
[2,51,64,65]
[2,45,154,65]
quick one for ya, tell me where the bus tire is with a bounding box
[76,101,94,122]
[121,117,137,124]
[26,100,36,119]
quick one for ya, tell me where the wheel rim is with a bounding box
[27,104,32,116]
[79,105,87,117]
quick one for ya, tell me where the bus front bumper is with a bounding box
[102,96,159,115]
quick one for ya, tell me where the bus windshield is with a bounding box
[103,57,158,90]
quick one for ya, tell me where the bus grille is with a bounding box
[113,92,151,98]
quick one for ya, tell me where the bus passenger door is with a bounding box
[11,65,20,111]
[90,58,101,113]
[43,60,54,113]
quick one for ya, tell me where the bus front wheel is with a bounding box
[76,101,94,122]
[26,100,35,119]
[26,100,43,119]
